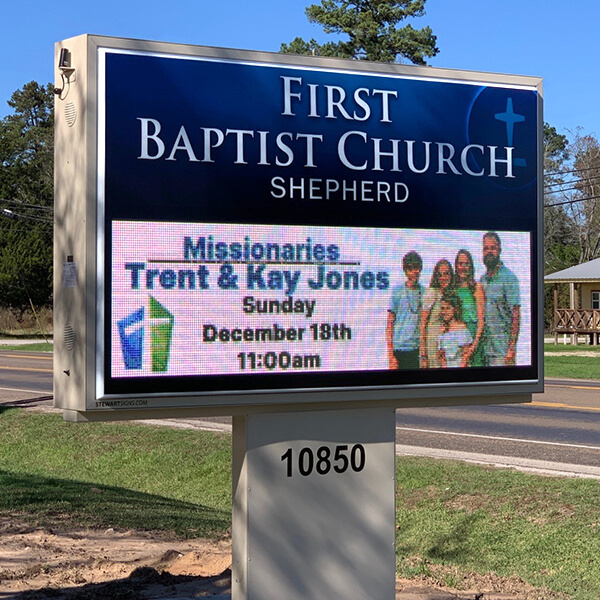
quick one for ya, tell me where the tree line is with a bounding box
[0,81,53,315]
[0,1,596,332]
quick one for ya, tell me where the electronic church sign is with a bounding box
[54,35,543,417]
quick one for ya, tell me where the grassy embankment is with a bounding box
[0,341,53,352]
[544,342,600,380]
[0,409,598,599]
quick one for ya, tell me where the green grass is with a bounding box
[396,457,600,599]
[1,409,600,598]
[545,343,600,353]
[0,341,53,352]
[0,409,231,537]
[545,355,600,380]
[544,344,600,379]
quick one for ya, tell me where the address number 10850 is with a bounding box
[280,444,366,478]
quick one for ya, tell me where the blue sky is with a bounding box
[1,0,597,140]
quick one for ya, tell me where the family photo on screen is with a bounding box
[387,231,521,370]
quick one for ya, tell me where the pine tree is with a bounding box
[280,0,438,65]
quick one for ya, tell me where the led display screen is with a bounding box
[97,46,541,402]
[112,222,531,379]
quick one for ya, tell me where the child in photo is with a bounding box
[419,258,453,369]
[437,290,473,368]
[387,250,423,370]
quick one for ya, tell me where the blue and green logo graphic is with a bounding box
[117,296,174,372]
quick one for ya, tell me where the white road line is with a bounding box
[396,426,600,451]
[396,444,600,480]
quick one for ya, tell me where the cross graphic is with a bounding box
[495,98,526,167]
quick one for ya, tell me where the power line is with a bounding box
[0,208,52,224]
[544,174,600,191]
[545,194,600,208]
[0,198,53,212]
[545,184,600,196]
[544,165,600,178]
[0,225,52,234]
[18,214,52,224]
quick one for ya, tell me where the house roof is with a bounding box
[545,257,600,282]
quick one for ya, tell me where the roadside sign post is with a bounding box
[233,408,395,600]
[54,35,542,600]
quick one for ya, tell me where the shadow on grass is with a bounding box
[425,512,482,563]
[0,469,230,538]
[397,512,485,566]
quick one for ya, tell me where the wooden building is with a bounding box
[545,258,600,344]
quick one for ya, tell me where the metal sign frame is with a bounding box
[54,35,543,420]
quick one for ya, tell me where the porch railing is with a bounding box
[554,309,600,333]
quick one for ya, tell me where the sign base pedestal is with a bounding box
[232,407,396,600]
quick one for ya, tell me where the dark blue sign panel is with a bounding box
[100,49,540,398]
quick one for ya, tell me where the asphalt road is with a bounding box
[1,349,598,477]
[0,350,52,394]
[395,399,600,476]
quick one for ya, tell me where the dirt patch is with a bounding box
[398,485,444,509]
[444,494,492,514]
[0,515,231,599]
[0,515,565,599]
[396,562,569,600]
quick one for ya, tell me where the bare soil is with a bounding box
[0,515,565,600]
[0,514,232,599]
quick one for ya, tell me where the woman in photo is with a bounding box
[419,259,453,368]
[437,290,473,368]
[454,249,485,367]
